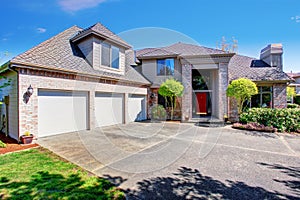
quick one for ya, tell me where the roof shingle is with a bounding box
[10,25,149,85]
[136,42,227,58]
[228,54,291,82]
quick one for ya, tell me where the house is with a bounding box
[0,22,292,140]
[287,72,300,103]
[135,43,291,121]
[0,23,150,140]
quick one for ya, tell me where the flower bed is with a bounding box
[232,122,277,133]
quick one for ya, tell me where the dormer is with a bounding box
[70,23,132,75]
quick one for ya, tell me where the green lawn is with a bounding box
[0,147,125,200]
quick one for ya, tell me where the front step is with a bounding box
[188,118,226,127]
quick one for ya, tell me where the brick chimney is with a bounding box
[260,44,283,70]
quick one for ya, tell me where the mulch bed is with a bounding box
[0,133,39,155]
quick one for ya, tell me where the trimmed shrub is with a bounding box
[287,103,300,109]
[240,108,300,132]
[0,139,6,148]
[151,104,167,121]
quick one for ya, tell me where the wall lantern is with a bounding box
[150,93,156,99]
[23,85,33,104]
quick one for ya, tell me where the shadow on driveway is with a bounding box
[103,166,298,200]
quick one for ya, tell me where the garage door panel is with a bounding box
[95,92,123,127]
[128,95,146,122]
[38,90,88,137]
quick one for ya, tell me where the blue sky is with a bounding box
[0,0,299,72]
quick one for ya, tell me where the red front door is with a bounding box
[196,93,207,115]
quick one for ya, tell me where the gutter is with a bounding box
[10,61,150,86]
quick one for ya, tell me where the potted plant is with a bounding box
[20,131,33,144]
[224,114,229,122]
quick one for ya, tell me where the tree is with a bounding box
[0,51,12,104]
[226,78,258,114]
[287,86,296,103]
[158,78,184,120]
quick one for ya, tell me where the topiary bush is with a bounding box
[240,108,300,132]
[150,104,167,121]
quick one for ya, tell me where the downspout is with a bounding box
[8,63,20,142]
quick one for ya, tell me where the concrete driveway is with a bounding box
[37,122,300,199]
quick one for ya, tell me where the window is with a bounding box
[111,46,119,69]
[157,59,174,76]
[250,86,273,108]
[101,43,120,69]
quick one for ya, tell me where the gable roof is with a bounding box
[229,54,291,82]
[136,42,227,58]
[9,25,149,85]
[71,23,131,49]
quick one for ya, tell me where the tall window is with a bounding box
[157,59,174,76]
[101,43,120,69]
[250,86,273,108]
[111,46,119,69]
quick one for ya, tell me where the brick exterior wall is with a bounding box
[17,68,147,139]
[218,63,229,119]
[273,83,287,108]
[181,64,192,121]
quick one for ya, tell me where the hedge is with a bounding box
[239,108,300,132]
[287,103,300,108]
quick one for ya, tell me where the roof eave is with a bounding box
[10,61,149,86]
[253,79,291,84]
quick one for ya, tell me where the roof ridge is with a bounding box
[142,48,177,56]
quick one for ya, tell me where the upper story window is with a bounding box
[101,43,120,69]
[157,58,174,76]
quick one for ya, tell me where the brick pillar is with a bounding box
[181,64,192,121]
[273,84,287,108]
[218,63,229,120]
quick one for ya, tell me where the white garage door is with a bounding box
[128,94,147,122]
[95,92,124,127]
[38,90,88,137]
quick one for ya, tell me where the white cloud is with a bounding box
[37,28,47,33]
[58,0,107,12]
[291,15,300,23]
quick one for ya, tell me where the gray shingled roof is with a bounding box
[10,25,149,85]
[136,42,227,58]
[71,22,131,48]
[229,54,291,82]
[137,42,291,82]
